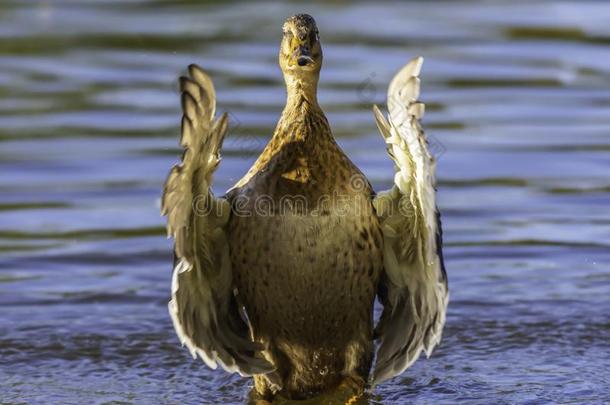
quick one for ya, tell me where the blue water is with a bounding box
[0,1,609,404]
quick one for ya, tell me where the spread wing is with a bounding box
[371,57,449,385]
[161,64,273,376]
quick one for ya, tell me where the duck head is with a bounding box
[280,14,322,100]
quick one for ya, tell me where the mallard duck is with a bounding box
[161,14,448,403]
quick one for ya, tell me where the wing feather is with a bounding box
[162,65,273,376]
[371,57,449,385]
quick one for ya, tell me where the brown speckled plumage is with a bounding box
[227,58,383,400]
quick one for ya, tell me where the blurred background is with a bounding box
[0,0,609,404]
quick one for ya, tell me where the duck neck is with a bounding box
[284,73,319,108]
[277,73,326,142]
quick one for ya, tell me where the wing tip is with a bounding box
[413,55,424,70]
[188,63,206,77]
[400,55,424,81]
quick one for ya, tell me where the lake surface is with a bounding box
[1,0,609,404]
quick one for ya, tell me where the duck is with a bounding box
[161,13,448,404]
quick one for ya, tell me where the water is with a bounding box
[1,0,609,403]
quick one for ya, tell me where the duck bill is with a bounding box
[293,46,314,69]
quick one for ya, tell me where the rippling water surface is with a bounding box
[1,1,609,404]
